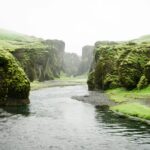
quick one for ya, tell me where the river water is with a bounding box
[0,85,150,150]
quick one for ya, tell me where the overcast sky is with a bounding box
[0,0,150,55]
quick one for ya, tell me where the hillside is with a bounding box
[0,28,65,81]
[0,28,45,51]
[132,34,150,43]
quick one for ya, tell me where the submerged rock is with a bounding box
[0,50,30,106]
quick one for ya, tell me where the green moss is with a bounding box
[0,29,65,82]
[88,42,150,91]
[118,46,149,89]
[111,103,150,120]
[87,71,95,90]
[137,75,149,89]
[0,50,30,105]
[144,61,150,81]
[103,74,120,89]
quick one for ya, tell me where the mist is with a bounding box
[0,0,150,55]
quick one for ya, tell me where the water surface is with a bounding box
[0,85,150,150]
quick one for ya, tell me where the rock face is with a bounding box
[87,42,150,90]
[63,52,81,76]
[144,61,150,81]
[78,45,94,75]
[0,50,30,106]
[12,40,65,81]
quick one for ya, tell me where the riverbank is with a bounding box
[73,84,150,124]
[72,90,115,107]
[106,86,150,123]
[31,79,150,124]
[31,77,86,90]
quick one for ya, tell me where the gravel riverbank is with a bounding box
[72,90,116,107]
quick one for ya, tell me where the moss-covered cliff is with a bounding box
[12,40,65,82]
[0,50,30,106]
[87,42,150,90]
[0,29,65,82]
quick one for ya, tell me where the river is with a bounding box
[0,85,150,150]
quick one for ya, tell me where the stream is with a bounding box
[0,85,150,150]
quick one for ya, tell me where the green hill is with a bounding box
[0,28,44,51]
[132,34,150,43]
[0,28,65,81]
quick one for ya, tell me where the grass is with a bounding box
[58,75,87,82]
[0,28,45,52]
[107,86,150,121]
[106,86,150,103]
[133,34,150,43]
[31,77,87,90]
[111,103,150,120]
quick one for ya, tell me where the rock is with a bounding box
[62,52,81,76]
[144,61,150,81]
[78,45,94,75]
[12,40,65,82]
[118,46,149,89]
[87,71,95,90]
[87,42,150,90]
[0,50,30,106]
[137,75,149,89]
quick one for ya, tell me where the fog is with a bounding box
[0,0,150,55]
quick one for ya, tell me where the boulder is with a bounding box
[0,50,30,106]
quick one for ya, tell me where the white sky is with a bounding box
[0,0,150,55]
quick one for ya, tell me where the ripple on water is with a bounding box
[0,85,150,150]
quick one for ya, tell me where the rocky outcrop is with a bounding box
[144,61,150,81]
[78,45,94,75]
[63,52,81,76]
[0,50,30,106]
[12,40,65,81]
[87,42,150,90]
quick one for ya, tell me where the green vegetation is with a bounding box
[31,77,86,90]
[0,50,30,106]
[106,86,150,121]
[87,39,150,121]
[87,42,150,90]
[111,103,150,120]
[107,86,150,103]
[0,28,43,52]
[0,28,65,82]
[133,34,150,43]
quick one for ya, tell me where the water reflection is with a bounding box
[0,85,150,150]
[95,107,150,144]
[0,105,30,117]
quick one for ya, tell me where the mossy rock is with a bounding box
[103,74,120,89]
[137,75,149,89]
[87,71,95,90]
[144,61,150,81]
[12,47,61,82]
[118,46,150,90]
[92,45,120,90]
[0,50,30,106]
[88,42,150,91]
